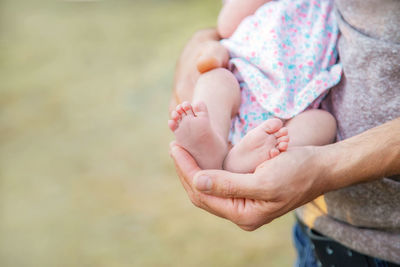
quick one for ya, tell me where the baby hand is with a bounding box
[196,40,229,73]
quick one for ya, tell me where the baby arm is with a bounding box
[218,0,271,38]
[196,0,271,73]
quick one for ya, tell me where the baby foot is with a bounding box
[168,101,228,169]
[223,118,289,173]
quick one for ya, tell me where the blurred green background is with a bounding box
[0,0,295,266]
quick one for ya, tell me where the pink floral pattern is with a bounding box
[221,0,342,144]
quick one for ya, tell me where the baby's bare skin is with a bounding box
[169,40,289,172]
[169,101,228,170]
[224,120,289,173]
[169,55,335,172]
[169,99,288,172]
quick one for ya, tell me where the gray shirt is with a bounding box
[296,0,400,263]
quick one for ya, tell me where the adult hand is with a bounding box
[170,29,228,112]
[170,117,400,231]
[170,29,400,232]
[170,142,328,231]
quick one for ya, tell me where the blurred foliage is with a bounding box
[0,0,295,266]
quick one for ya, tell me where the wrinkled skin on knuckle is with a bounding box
[220,179,239,197]
[255,171,280,201]
[249,175,267,200]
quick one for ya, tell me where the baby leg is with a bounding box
[169,68,241,169]
[284,109,337,147]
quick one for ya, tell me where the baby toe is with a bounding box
[275,127,288,138]
[168,120,179,131]
[269,148,280,158]
[277,141,288,152]
[262,118,283,134]
[181,101,195,116]
[277,135,289,143]
[176,104,186,115]
[171,110,180,121]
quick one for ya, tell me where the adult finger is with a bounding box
[170,144,241,220]
[170,144,200,193]
[193,169,267,199]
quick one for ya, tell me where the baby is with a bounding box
[169,0,342,173]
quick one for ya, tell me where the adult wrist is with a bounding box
[315,120,400,194]
[311,144,346,195]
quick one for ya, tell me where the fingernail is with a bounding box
[195,175,212,191]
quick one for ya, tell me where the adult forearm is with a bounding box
[319,117,400,193]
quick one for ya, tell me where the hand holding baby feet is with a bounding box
[223,118,289,173]
[168,101,228,169]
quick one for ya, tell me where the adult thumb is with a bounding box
[193,170,261,199]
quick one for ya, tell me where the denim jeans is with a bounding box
[292,222,319,267]
[292,222,398,267]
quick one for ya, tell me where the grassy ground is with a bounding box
[0,0,295,266]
